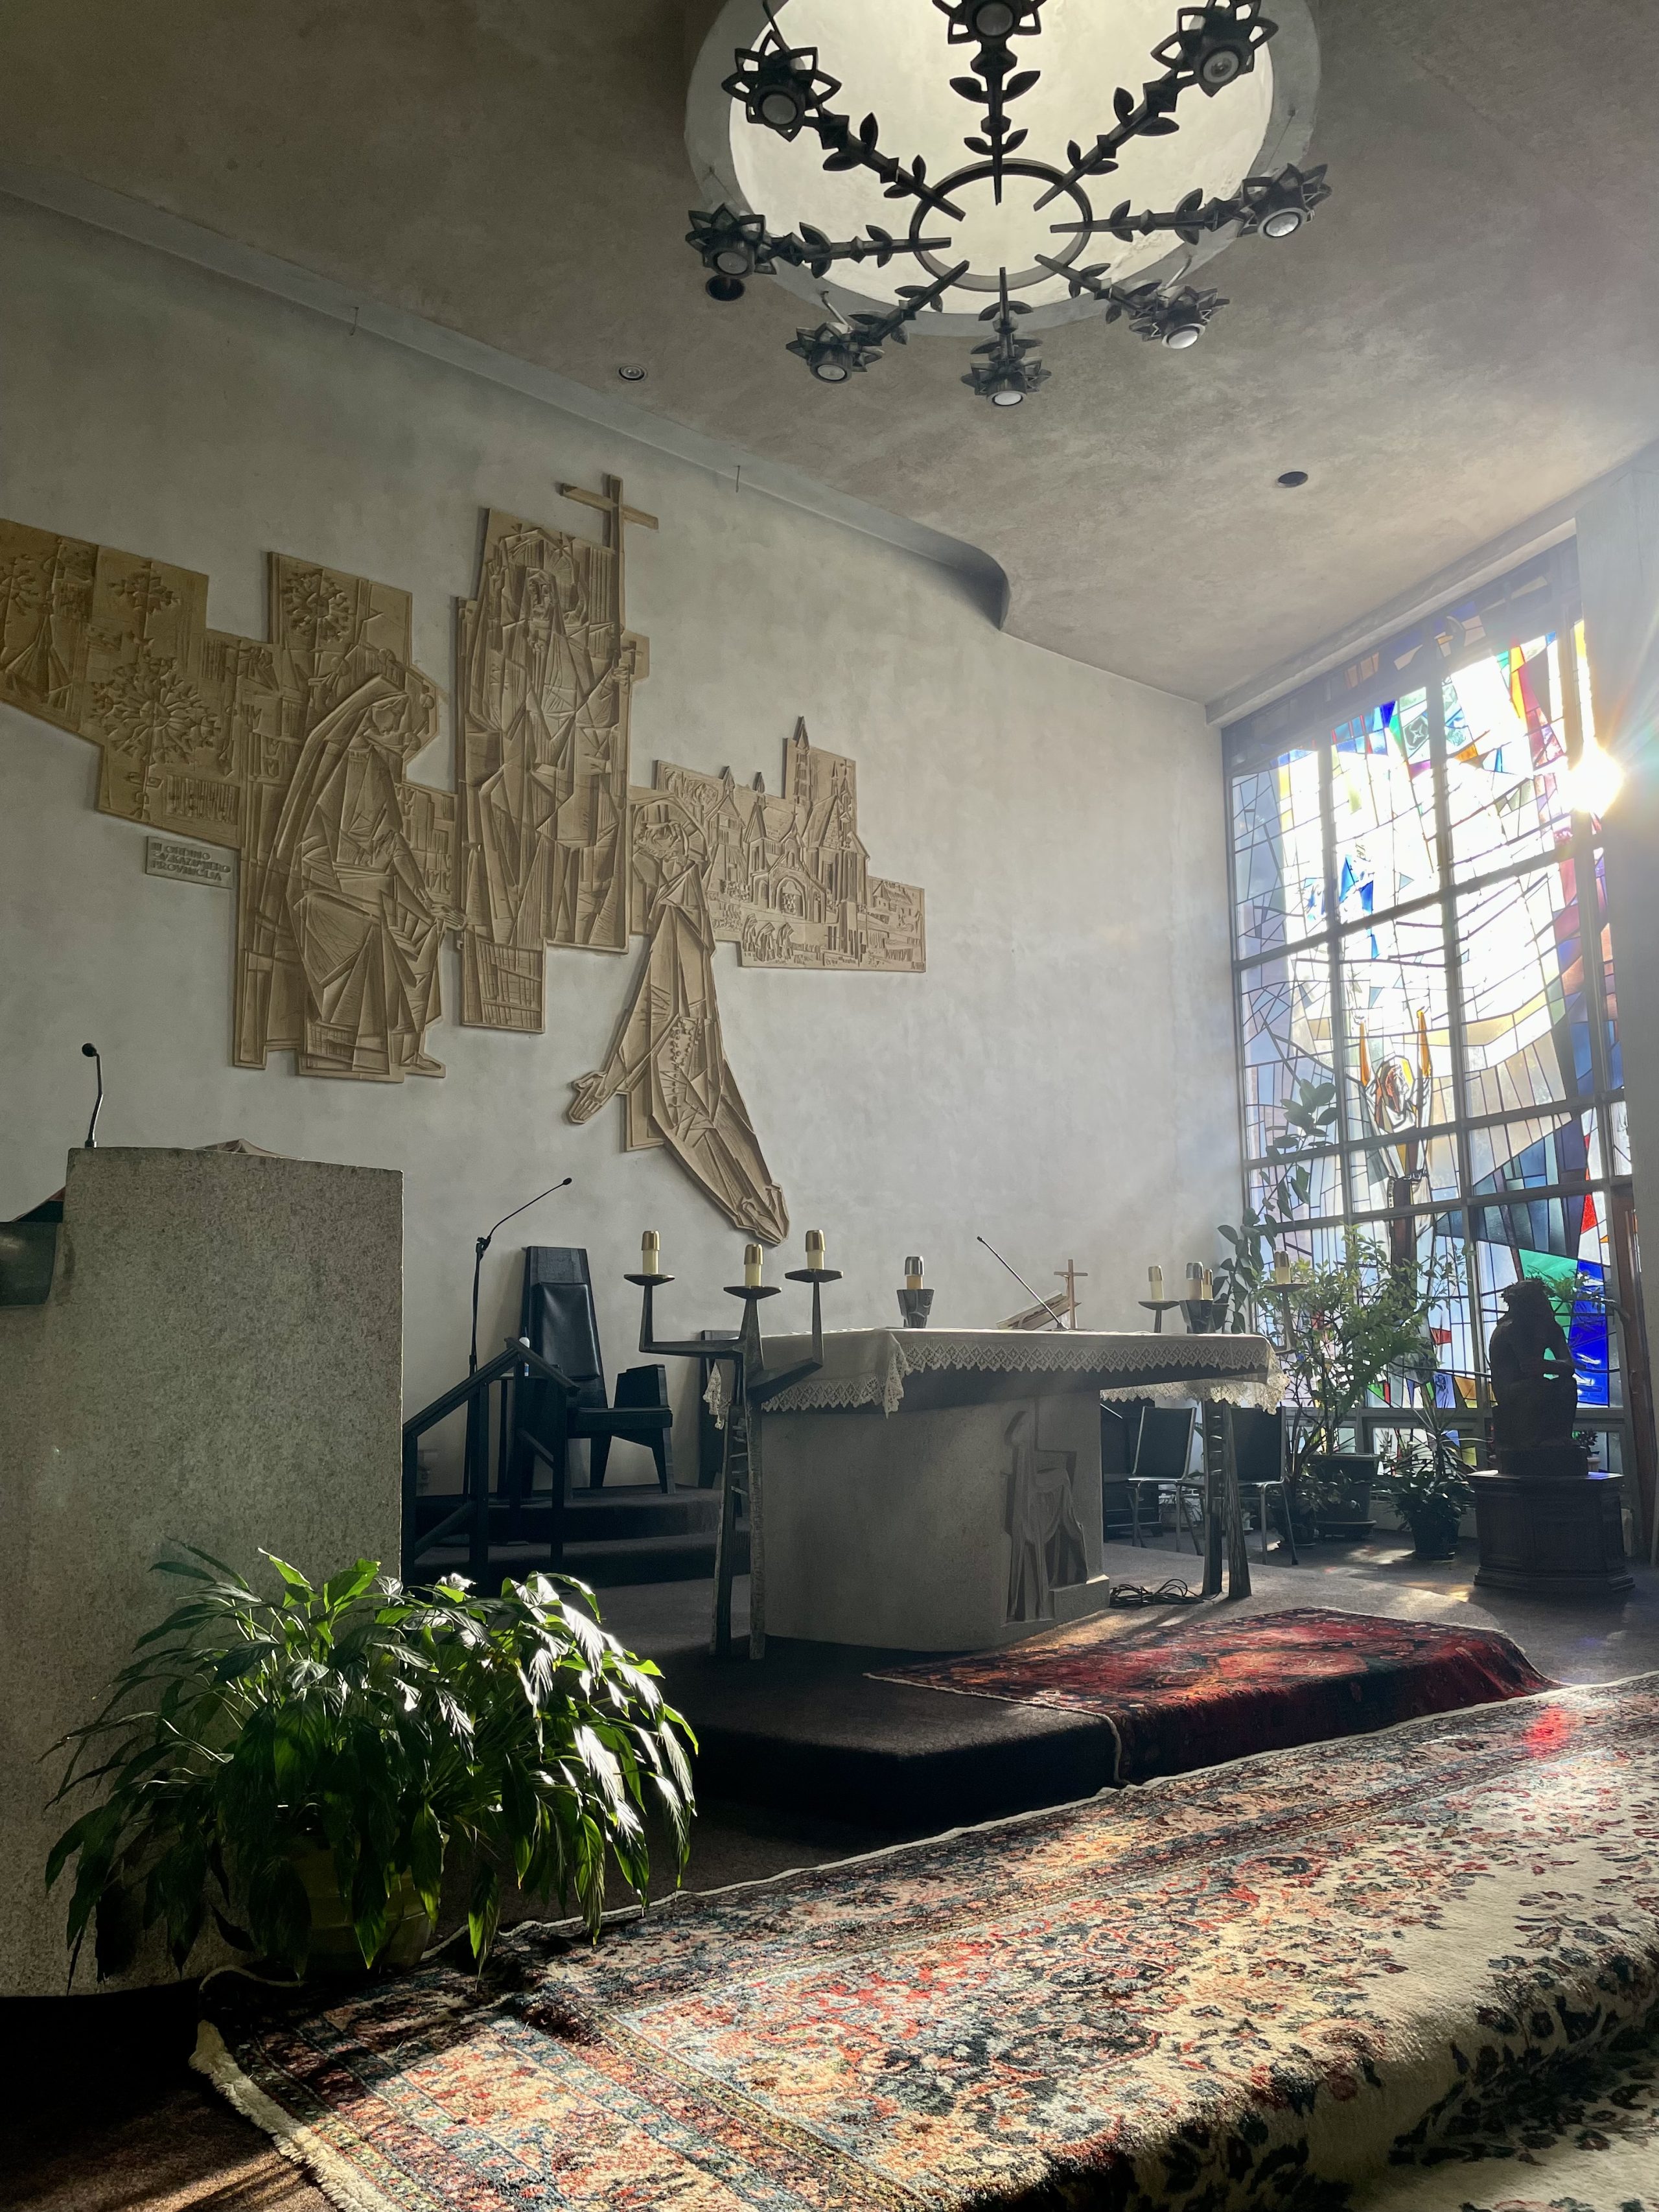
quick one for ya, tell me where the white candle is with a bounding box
[1148,1264,1163,1300]
[1273,1252,1293,1285]
[1201,1267,1214,1301]
[642,1229,660,1276]
[806,1228,826,1270]
[905,1253,924,1290]
[743,1242,763,1288]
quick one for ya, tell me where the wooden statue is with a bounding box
[1489,1277,1585,1473]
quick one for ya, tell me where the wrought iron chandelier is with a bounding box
[686,0,1329,406]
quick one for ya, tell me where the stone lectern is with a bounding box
[1472,1277,1632,1599]
[0,1148,403,1996]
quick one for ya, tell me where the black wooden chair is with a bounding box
[518,1247,673,1495]
[1126,1404,1201,1550]
[1230,1406,1297,1563]
[1100,1402,1138,1543]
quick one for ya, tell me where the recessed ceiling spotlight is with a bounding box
[1277,469,1309,487]
[618,364,649,382]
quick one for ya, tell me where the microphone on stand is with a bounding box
[80,1043,104,1149]
[470,1179,573,1371]
[977,1233,1073,1330]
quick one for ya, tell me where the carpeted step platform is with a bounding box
[871,1605,1555,1782]
[200,1673,1659,2212]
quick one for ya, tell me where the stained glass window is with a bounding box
[1225,544,1635,1461]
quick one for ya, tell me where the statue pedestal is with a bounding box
[1471,1470,1634,1600]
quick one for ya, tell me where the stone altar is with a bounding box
[742,1328,1280,1651]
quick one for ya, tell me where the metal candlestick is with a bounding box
[628,1262,839,1659]
[1137,1298,1186,1336]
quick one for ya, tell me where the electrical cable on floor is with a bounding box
[1106,1578,1204,1607]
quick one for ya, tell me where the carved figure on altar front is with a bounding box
[1489,1276,1586,1476]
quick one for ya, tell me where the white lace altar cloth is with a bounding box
[704,1327,1281,1422]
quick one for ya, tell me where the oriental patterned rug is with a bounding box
[199,1675,1659,2212]
[871,1607,1554,1781]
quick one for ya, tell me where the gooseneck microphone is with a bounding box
[470,1178,574,1371]
[81,1043,104,1149]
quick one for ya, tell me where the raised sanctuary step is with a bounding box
[412,1484,745,1587]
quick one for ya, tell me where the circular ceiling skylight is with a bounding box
[731,0,1272,313]
[688,0,1319,343]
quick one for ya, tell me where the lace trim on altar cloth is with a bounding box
[703,1331,1282,1423]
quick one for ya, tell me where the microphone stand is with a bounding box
[470,1179,572,1373]
[976,1233,1073,1329]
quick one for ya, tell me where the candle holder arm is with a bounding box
[625,1273,714,1361]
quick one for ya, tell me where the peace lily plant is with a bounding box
[46,1550,695,1985]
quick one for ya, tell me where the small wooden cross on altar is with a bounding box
[558,474,658,640]
[1054,1260,1087,1327]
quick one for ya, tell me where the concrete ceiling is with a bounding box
[1,0,1656,703]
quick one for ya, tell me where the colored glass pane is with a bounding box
[1246,1150,1343,1223]
[1328,692,1435,926]
[1239,946,1334,1163]
[1456,859,1593,1117]
[1443,633,1573,879]
[1596,848,1621,1091]
[1349,1127,1461,1208]
[1231,748,1323,957]
[1340,907,1455,1140]
[1467,1110,1601,1192]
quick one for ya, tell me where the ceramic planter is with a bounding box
[1306,1451,1378,1541]
[1406,1503,1462,1561]
[290,1846,432,1977]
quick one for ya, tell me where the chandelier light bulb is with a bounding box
[971,1,1018,34]
[1164,320,1204,348]
[990,385,1025,405]
[1262,207,1305,238]
[813,358,850,382]
[713,245,752,275]
[1200,47,1243,88]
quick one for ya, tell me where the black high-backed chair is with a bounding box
[1126,1404,1201,1550]
[1230,1406,1297,1563]
[518,1247,673,1494]
[1100,1403,1137,1543]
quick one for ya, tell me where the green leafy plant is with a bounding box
[1268,1235,1450,1495]
[1384,1433,1472,1523]
[45,1551,695,1985]
[1215,1077,1338,1331]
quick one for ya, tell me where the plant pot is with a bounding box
[290,1847,431,1977]
[1404,1504,1462,1561]
[1306,1452,1378,1541]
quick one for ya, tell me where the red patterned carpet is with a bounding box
[870,1606,1553,1780]
[200,1676,1659,2212]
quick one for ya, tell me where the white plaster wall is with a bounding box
[0,198,1240,1476]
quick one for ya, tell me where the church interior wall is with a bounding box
[0,196,1241,1481]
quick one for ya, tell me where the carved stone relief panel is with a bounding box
[456,506,640,1034]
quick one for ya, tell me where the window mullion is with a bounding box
[1319,736,1354,1222]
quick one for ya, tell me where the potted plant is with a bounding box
[1384,1434,1472,1560]
[1268,1237,1441,1541]
[46,1549,695,1985]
